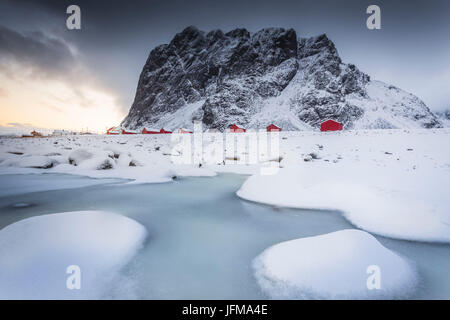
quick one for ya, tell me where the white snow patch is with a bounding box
[0,211,147,299]
[253,229,418,299]
[237,164,450,243]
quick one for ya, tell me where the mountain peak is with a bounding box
[180,25,201,35]
[224,28,250,39]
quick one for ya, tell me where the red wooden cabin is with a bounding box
[320,120,343,132]
[122,129,137,134]
[142,128,159,134]
[229,124,246,133]
[266,124,281,132]
[106,127,120,135]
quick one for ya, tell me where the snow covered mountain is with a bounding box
[435,110,450,127]
[121,26,441,131]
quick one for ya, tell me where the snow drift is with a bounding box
[253,229,418,299]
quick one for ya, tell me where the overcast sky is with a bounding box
[0,0,449,132]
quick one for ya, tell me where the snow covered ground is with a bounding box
[0,211,146,299]
[0,134,216,183]
[0,128,448,299]
[253,229,418,299]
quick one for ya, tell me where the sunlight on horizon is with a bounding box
[0,71,125,134]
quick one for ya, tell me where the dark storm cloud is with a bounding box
[1,0,449,111]
[0,25,75,78]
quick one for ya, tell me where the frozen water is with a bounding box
[0,173,449,299]
[0,173,122,197]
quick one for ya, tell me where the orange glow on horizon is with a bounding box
[0,70,126,133]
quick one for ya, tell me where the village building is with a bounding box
[266,124,281,132]
[177,128,193,134]
[320,120,343,132]
[22,130,43,138]
[229,124,246,133]
[52,129,73,136]
[106,127,121,135]
[122,129,138,134]
[142,128,160,134]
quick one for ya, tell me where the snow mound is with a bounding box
[253,229,418,299]
[0,211,147,299]
[68,148,116,170]
[2,155,58,169]
[68,149,96,165]
[237,165,450,243]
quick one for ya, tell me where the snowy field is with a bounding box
[0,128,449,299]
[1,128,448,180]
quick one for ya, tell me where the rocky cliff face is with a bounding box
[121,26,441,130]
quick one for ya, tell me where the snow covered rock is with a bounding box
[0,211,147,299]
[121,26,441,131]
[253,230,418,299]
[237,165,450,243]
[68,148,117,170]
